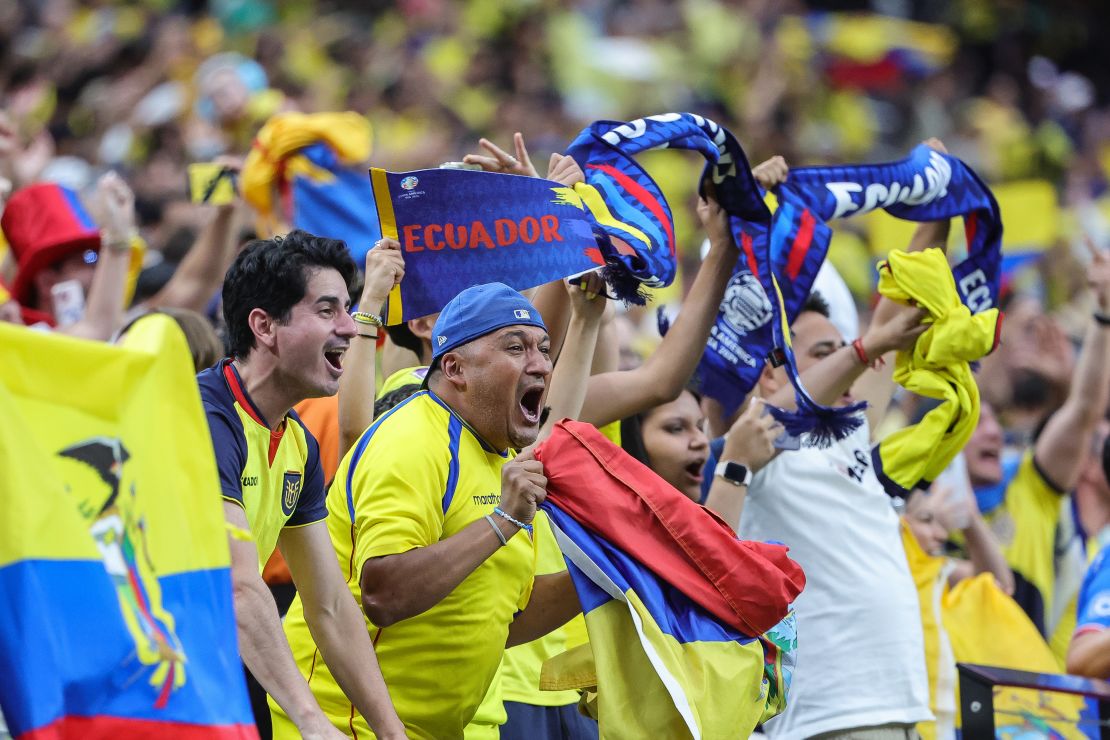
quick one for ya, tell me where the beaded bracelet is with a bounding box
[493,507,533,537]
[351,311,384,328]
[484,514,508,547]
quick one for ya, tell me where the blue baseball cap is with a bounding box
[429,283,546,363]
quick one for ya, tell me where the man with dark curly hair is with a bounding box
[197,230,405,740]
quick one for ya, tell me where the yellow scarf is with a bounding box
[875,248,1000,494]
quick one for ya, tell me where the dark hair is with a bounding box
[620,387,703,469]
[374,384,422,417]
[386,322,425,357]
[222,230,357,359]
[801,290,831,318]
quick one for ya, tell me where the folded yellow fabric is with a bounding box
[874,248,1000,495]
[240,111,372,234]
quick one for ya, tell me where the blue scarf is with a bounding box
[696,144,1003,445]
[565,113,769,302]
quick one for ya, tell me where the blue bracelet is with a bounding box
[493,507,533,537]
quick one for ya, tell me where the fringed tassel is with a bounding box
[766,400,867,449]
[602,260,650,305]
[592,226,651,305]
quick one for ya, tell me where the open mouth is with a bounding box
[324,346,347,375]
[684,459,706,483]
[519,387,544,425]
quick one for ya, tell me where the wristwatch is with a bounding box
[714,460,752,487]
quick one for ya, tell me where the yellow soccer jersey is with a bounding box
[275,390,536,740]
[980,450,1064,639]
[198,359,326,570]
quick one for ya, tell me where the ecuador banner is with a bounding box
[0,318,255,739]
[368,168,601,324]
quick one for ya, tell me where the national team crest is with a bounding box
[282,471,303,516]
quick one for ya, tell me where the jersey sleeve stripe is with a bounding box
[442,416,463,514]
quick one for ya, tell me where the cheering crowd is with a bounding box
[5,2,1110,740]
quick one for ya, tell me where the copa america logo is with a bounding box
[400,176,419,190]
[721,272,772,334]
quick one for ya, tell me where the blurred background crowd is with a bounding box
[2,0,1110,318]
[4,1,1110,736]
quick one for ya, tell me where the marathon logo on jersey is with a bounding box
[281,471,303,517]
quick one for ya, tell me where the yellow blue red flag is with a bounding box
[0,317,256,739]
[544,507,797,739]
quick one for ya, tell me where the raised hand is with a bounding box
[93,171,137,249]
[863,299,929,356]
[463,132,539,177]
[752,155,788,190]
[696,180,734,249]
[566,270,607,323]
[722,397,782,473]
[546,153,585,187]
[922,137,948,154]
[361,238,405,311]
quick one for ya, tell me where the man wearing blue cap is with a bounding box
[273,282,582,740]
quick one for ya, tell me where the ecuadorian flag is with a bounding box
[0,317,255,739]
[543,504,797,739]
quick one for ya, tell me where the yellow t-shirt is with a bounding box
[273,390,536,740]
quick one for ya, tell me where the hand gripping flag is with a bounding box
[564,113,771,303]
[0,317,256,739]
[534,420,803,739]
[241,111,382,265]
[696,143,1003,444]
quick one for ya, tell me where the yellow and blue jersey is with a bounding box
[198,359,327,569]
[273,389,536,740]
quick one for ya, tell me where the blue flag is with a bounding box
[291,143,382,266]
[696,144,1003,440]
[368,168,601,324]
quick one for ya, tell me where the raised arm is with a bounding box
[533,273,606,444]
[766,301,926,417]
[1033,245,1110,491]
[938,485,1015,593]
[224,503,345,740]
[704,397,782,527]
[279,521,406,740]
[338,239,405,456]
[146,199,245,312]
[580,186,739,427]
[66,172,136,342]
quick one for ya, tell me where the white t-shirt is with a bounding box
[738,420,931,739]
